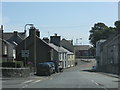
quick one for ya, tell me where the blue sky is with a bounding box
[2,2,118,45]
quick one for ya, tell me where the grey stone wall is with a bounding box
[98,34,120,74]
[2,68,30,78]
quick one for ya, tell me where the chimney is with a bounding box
[29,26,36,37]
[43,37,49,43]
[14,31,18,36]
[36,29,40,37]
[50,33,61,47]
[0,25,3,39]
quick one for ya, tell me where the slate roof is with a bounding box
[60,47,74,54]
[0,38,13,46]
[61,39,74,52]
[74,45,92,51]
[48,43,73,54]
[3,32,26,40]
[7,34,24,45]
[48,43,66,53]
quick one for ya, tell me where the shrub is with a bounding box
[2,61,23,68]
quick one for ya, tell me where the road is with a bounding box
[2,59,119,89]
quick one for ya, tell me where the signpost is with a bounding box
[21,50,29,67]
[21,50,29,57]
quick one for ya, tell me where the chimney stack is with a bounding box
[43,37,49,43]
[36,29,40,37]
[29,26,36,37]
[50,33,61,47]
[0,25,3,39]
[14,31,18,36]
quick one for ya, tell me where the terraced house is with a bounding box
[16,26,75,72]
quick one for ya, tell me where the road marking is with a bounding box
[91,80,108,90]
[22,84,28,88]
[91,80,99,86]
[32,80,41,84]
[22,80,33,84]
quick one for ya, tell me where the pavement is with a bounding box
[98,72,119,78]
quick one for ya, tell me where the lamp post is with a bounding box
[24,24,34,67]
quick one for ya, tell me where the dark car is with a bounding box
[44,62,56,73]
[36,63,53,76]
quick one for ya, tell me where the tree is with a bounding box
[114,20,120,32]
[89,22,116,47]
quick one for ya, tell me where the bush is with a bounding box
[2,61,23,68]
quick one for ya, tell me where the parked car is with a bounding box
[91,66,97,72]
[36,63,53,76]
[44,62,56,73]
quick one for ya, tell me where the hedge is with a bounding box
[2,61,23,68]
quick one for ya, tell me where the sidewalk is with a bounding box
[98,72,119,78]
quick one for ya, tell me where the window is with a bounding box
[62,53,64,59]
[13,49,16,59]
[4,45,7,55]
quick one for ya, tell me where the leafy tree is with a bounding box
[114,20,120,32]
[89,22,116,47]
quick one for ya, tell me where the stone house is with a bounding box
[0,38,14,62]
[16,27,52,65]
[96,33,120,74]
[96,40,106,68]
[16,26,75,72]
[0,25,25,62]
[16,27,63,72]
[0,25,26,61]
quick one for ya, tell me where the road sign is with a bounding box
[21,50,29,57]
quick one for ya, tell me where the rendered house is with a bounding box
[49,34,75,69]
[61,47,75,68]
[60,38,75,67]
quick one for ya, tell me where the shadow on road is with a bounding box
[81,69,97,72]
[112,80,120,82]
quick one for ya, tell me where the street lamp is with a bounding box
[24,24,34,67]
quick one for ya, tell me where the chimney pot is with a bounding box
[1,25,3,30]
[14,31,18,36]
[55,33,57,36]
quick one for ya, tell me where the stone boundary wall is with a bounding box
[2,68,30,78]
[97,64,119,75]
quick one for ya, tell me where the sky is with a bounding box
[1,2,118,45]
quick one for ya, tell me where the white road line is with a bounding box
[22,84,28,88]
[91,80,108,90]
[22,80,33,84]
[32,80,41,84]
[91,80,99,85]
